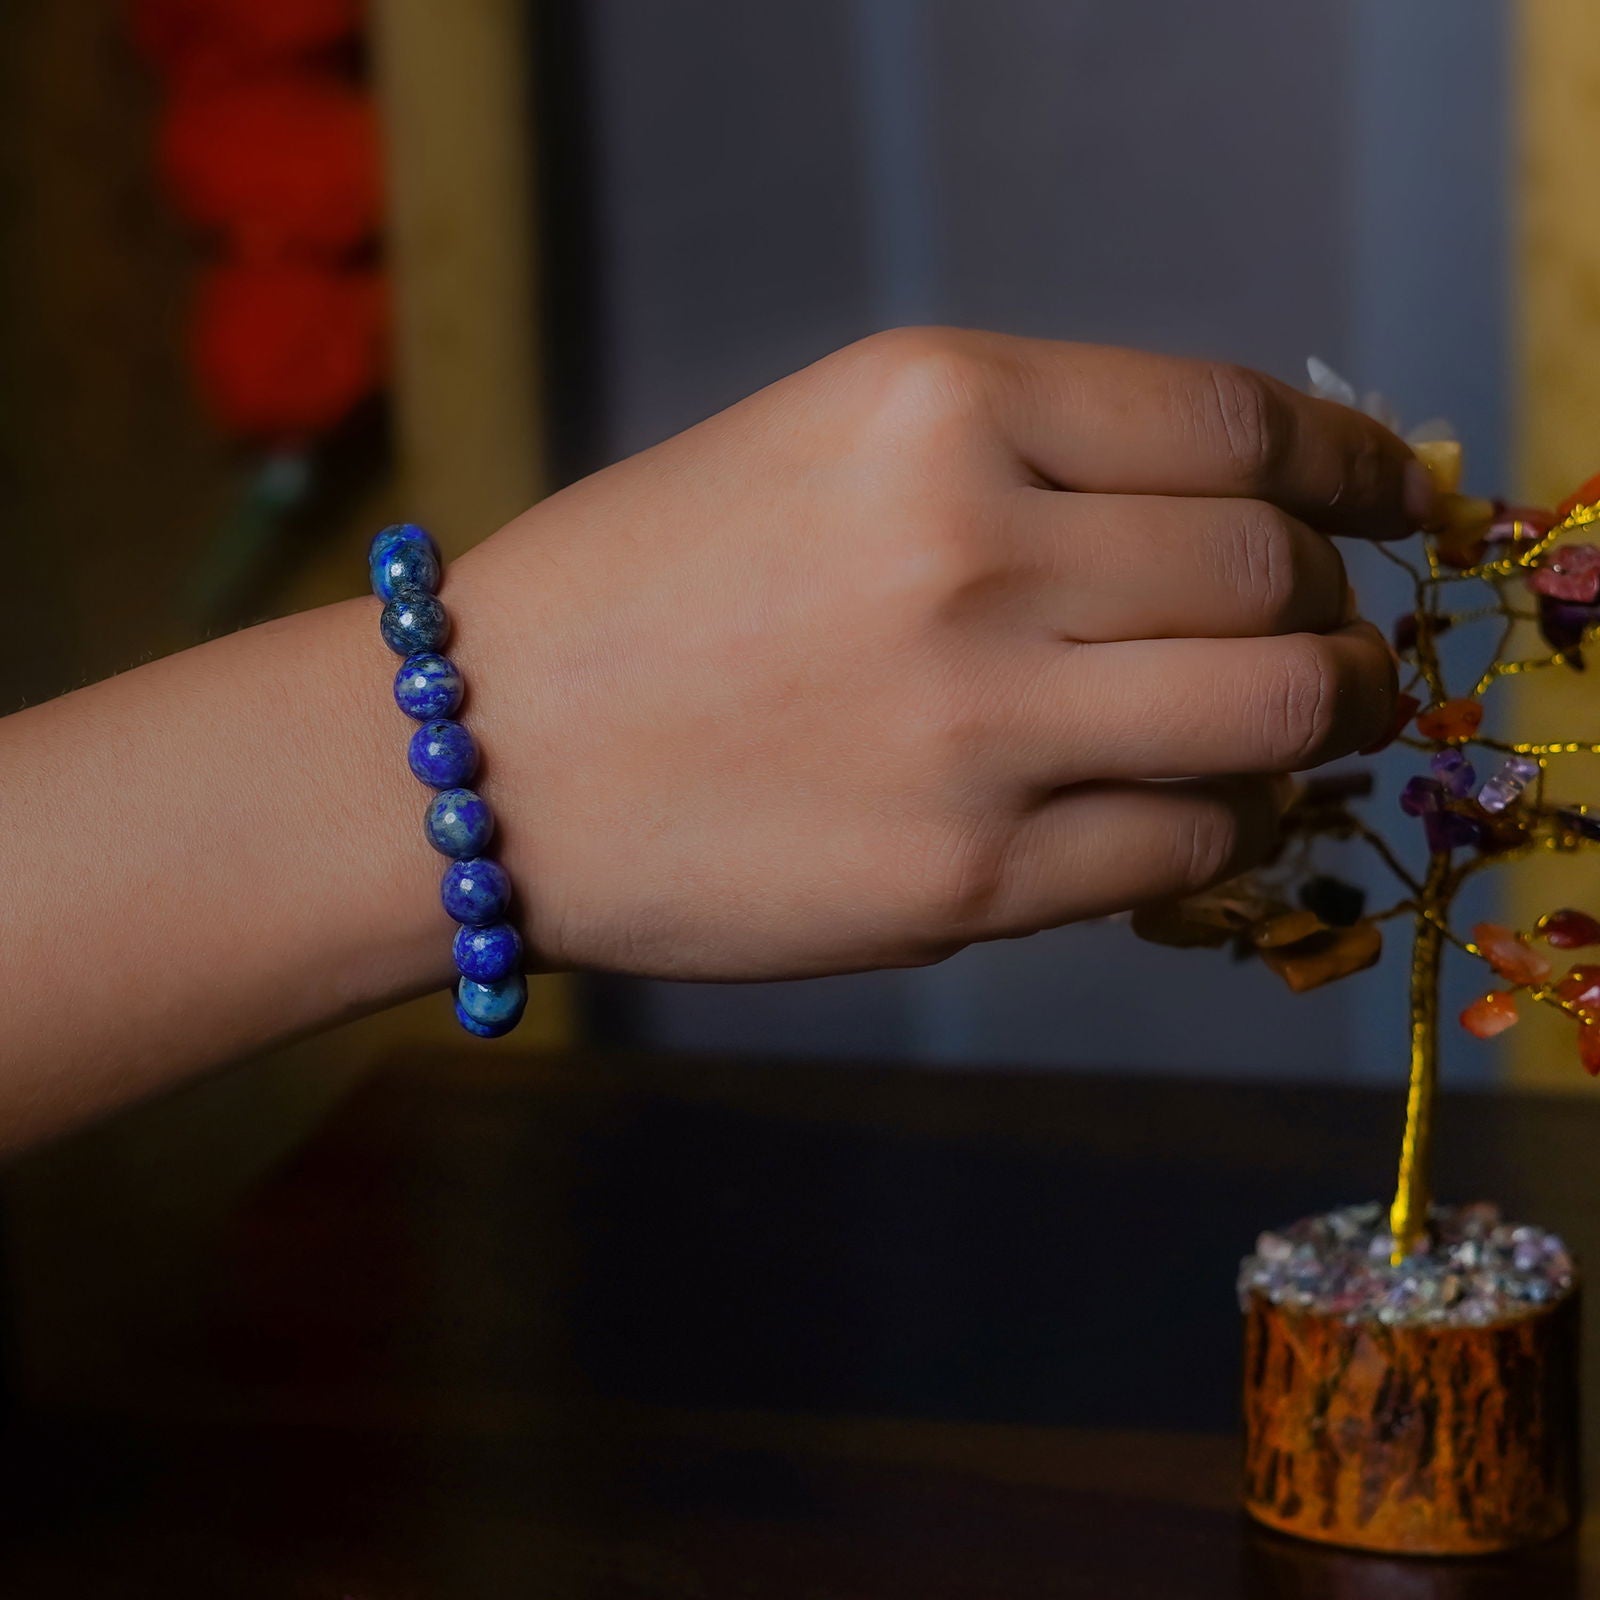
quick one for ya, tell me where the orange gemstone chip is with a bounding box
[1473,923,1553,987]
[1461,991,1518,1039]
[1416,699,1484,743]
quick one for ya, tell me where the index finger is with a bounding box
[980,336,1435,540]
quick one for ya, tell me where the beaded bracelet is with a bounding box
[369,523,528,1038]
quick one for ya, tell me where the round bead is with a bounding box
[408,720,478,788]
[377,540,440,601]
[454,921,523,983]
[380,591,449,656]
[368,523,439,601]
[454,973,528,1038]
[424,787,494,857]
[441,856,511,924]
[393,652,464,721]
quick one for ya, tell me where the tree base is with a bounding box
[1240,1206,1580,1556]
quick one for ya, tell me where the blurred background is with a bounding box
[2,0,1598,1483]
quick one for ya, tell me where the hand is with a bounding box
[454,330,1426,981]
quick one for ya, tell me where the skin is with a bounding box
[0,331,1429,1149]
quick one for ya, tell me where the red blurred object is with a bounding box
[159,76,381,258]
[193,261,387,441]
[129,0,388,449]
[129,0,363,84]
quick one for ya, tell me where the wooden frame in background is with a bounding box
[1508,0,1600,1088]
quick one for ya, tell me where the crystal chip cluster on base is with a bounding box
[1239,1202,1575,1328]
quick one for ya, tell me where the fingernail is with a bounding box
[1270,773,1298,813]
[1404,457,1440,528]
[1340,580,1360,625]
[1410,438,1462,497]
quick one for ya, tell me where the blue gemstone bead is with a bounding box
[377,540,440,601]
[456,1008,506,1039]
[441,857,511,924]
[394,652,464,721]
[380,591,449,656]
[424,787,494,857]
[454,973,528,1038]
[454,921,523,983]
[369,523,439,601]
[408,720,478,788]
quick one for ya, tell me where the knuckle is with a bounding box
[918,514,994,593]
[905,814,1011,939]
[1231,504,1298,623]
[896,676,994,779]
[1200,363,1292,490]
[849,326,991,438]
[1172,798,1244,894]
[863,508,1005,629]
[1260,637,1338,768]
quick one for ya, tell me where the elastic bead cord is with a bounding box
[370,523,528,1038]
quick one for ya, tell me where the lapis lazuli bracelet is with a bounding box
[370,523,528,1038]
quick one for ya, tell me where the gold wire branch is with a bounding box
[1161,489,1600,1260]
[1383,498,1600,1261]
[1476,653,1578,693]
[1349,820,1424,898]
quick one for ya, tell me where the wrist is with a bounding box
[444,516,576,975]
[310,596,464,1004]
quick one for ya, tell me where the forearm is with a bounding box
[0,331,1426,1152]
[0,591,459,1148]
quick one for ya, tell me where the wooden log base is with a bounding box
[1242,1286,1580,1555]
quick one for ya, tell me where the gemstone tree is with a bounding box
[1138,383,1600,1264]
[1140,367,1599,1554]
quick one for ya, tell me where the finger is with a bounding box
[980,337,1433,539]
[1013,490,1352,642]
[1021,622,1396,783]
[981,774,1285,937]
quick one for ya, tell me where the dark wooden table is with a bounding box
[1,1050,1597,1596]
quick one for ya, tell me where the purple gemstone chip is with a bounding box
[1430,748,1476,798]
[1400,776,1443,817]
[1477,756,1539,815]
